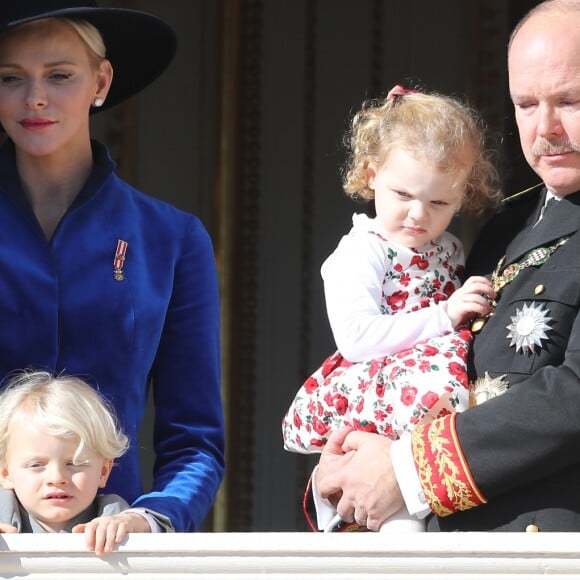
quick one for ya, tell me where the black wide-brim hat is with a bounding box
[0,0,177,111]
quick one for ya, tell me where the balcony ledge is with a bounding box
[0,532,579,578]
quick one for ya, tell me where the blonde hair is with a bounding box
[0,370,128,464]
[60,17,107,67]
[342,90,501,215]
[1,17,107,69]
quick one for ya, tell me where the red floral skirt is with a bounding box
[282,328,472,453]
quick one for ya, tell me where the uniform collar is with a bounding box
[504,189,580,265]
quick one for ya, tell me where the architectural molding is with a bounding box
[1,532,580,577]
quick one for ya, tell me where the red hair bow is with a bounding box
[387,85,417,99]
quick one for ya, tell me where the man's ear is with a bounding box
[0,465,14,490]
[99,459,114,488]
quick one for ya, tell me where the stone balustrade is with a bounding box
[0,532,579,578]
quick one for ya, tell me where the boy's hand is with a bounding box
[72,511,151,556]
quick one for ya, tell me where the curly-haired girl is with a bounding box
[283,85,501,532]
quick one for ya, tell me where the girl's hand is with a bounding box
[72,511,151,556]
[0,523,17,533]
[446,276,495,328]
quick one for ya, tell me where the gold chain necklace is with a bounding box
[471,235,569,332]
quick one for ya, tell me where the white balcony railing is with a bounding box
[0,532,579,578]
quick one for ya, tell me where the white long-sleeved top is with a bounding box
[322,213,464,362]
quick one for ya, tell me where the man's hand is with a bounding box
[72,511,151,555]
[316,429,404,530]
[314,427,355,507]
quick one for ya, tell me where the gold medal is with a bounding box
[471,318,486,333]
[470,372,509,406]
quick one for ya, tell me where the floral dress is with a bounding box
[283,213,472,453]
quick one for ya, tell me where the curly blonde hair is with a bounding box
[342,90,501,215]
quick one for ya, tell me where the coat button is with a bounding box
[534,284,546,295]
[525,524,540,532]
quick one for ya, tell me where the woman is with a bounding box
[0,1,224,533]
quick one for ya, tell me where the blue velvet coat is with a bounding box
[0,140,225,532]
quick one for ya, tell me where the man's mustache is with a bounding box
[531,139,580,156]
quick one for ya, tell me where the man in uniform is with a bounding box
[313,0,580,532]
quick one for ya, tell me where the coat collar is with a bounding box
[0,139,116,213]
[503,189,580,265]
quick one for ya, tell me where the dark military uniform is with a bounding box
[415,187,580,531]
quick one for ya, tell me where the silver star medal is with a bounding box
[506,301,551,354]
[470,372,509,406]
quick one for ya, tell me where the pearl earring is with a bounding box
[93,98,104,107]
